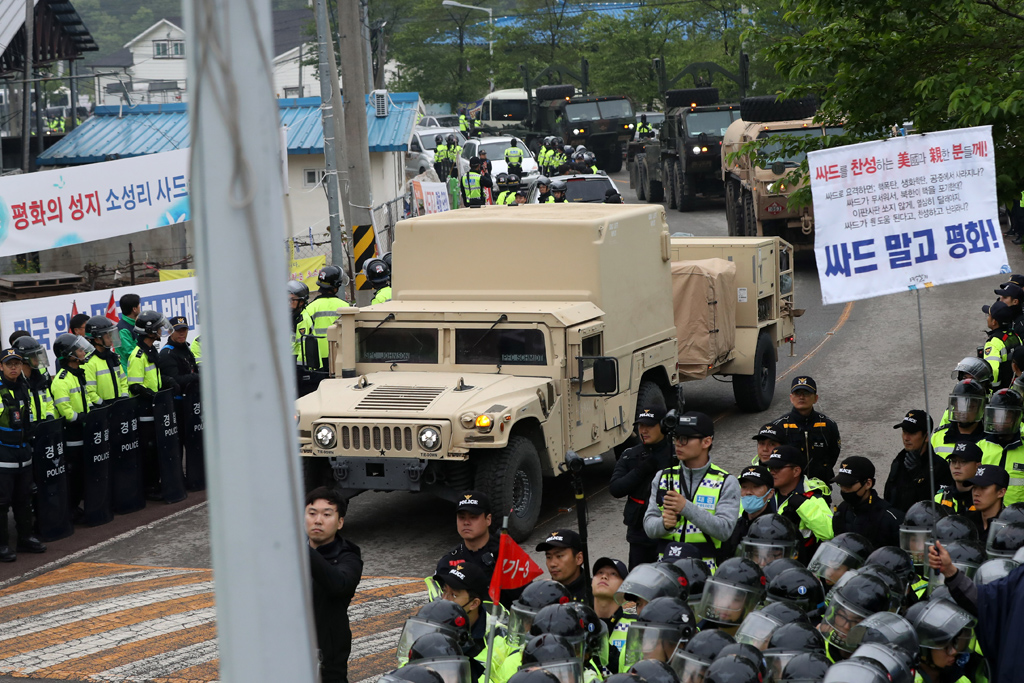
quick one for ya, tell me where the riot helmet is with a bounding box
[496,172,510,189]
[382,252,392,269]
[507,669,563,683]
[435,135,444,145]
[316,265,349,292]
[779,652,831,682]
[984,388,1023,435]
[520,634,582,683]
[447,135,457,145]
[397,600,472,664]
[947,379,987,424]
[696,558,766,627]
[85,315,117,348]
[288,279,310,306]
[536,176,551,193]
[975,557,1019,584]
[509,580,571,646]
[667,629,734,683]
[821,658,890,683]
[987,502,1024,541]
[849,643,915,683]
[766,567,826,618]
[986,520,1024,559]
[807,533,873,586]
[627,660,678,683]
[134,310,171,339]
[623,597,695,667]
[12,336,47,368]
[53,333,94,364]
[762,558,804,584]
[763,622,825,680]
[555,137,564,147]
[530,603,587,657]
[551,180,568,198]
[406,633,471,683]
[364,258,391,290]
[906,599,975,658]
[821,573,892,652]
[566,603,607,663]
[900,502,950,568]
[575,145,587,154]
[584,152,597,167]
[739,514,801,568]
[735,602,809,651]
[844,611,919,659]
[615,563,686,609]
[865,546,916,589]
[951,356,994,387]
[704,654,761,683]
[856,564,906,611]
[507,173,521,188]
[668,557,711,610]
[934,515,980,543]
[380,666,445,683]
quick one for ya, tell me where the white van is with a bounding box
[477,89,530,129]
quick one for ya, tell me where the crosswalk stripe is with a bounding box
[347,591,426,624]
[0,562,142,595]
[351,579,429,606]
[99,638,219,680]
[351,607,419,640]
[0,568,192,610]
[156,657,220,682]
[350,649,400,683]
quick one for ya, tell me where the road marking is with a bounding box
[776,300,855,382]
[0,563,425,683]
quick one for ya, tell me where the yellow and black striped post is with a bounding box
[353,224,377,290]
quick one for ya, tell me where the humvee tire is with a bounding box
[739,95,817,123]
[635,156,647,201]
[666,87,719,108]
[665,161,677,210]
[536,84,576,101]
[474,435,543,542]
[641,157,664,203]
[733,331,776,412]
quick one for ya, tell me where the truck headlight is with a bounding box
[692,146,701,154]
[313,425,337,449]
[418,426,442,451]
[573,128,583,135]
[475,414,494,433]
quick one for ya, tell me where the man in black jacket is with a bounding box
[770,376,841,483]
[833,455,904,548]
[883,409,953,513]
[305,486,362,683]
[157,316,200,395]
[609,402,675,568]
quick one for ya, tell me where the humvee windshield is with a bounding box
[456,329,547,365]
[684,110,741,137]
[357,328,439,364]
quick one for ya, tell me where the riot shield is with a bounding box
[154,388,186,503]
[109,397,145,514]
[81,405,112,526]
[182,388,205,491]
[31,418,72,541]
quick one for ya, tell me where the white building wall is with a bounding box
[273,46,320,99]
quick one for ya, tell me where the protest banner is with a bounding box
[810,125,1008,305]
[412,180,452,215]
[0,149,190,257]
[160,254,326,288]
[0,277,200,367]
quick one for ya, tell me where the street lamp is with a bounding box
[441,0,493,92]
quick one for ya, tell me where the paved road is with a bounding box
[1,185,1020,683]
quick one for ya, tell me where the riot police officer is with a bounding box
[0,348,45,561]
[128,311,173,496]
[51,333,96,518]
[905,600,976,683]
[83,316,129,404]
[365,258,392,305]
[461,157,487,207]
[622,596,696,667]
[770,376,842,483]
[979,389,1024,504]
[835,456,904,548]
[736,513,801,569]
[505,139,524,177]
[931,379,987,458]
[550,180,568,203]
[818,572,892,661]
[304,266,351,370]
[696,557,766,634]
[536,176,554,204]
[158,316,199,395]
[434,134,449,178]
[288,280,315,367]
[807,532,874,588]
[13,336,55,422]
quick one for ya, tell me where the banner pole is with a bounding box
[482,514,508,683]
[916,287,940,582]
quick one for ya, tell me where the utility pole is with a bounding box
[359,0,374,93]
[182,2,318,683]
[68,59,78,133]
[337,0,376,305]
[21,0,32,172]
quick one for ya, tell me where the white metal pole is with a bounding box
[182,1,318,681]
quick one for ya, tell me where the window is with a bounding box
[357,328,439,364]
[491,99,529,121]
[462,144,474,160]
[580,334,602,370]
[683,110,742,138]
[154,40,184,59]
[596,99,633,119]
[456,329,547,366]
[284,86,304,98]
[304,169,326,188]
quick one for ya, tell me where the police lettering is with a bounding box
[93,452,109,462]
[122,440,139,452]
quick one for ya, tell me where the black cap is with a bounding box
[660,541,702,560]
[738,465,774,488]
[767,445,805,469]
[456,490,490,516]
[967,464,1010,489]
[948,441,983,463]
[674,411,714,438]
[0,348,24,364]
[636,404,667,426]
[469,156,481,166]
[983,300,1015,324]
[593,557,628,580]
[996,283,1024,300]
[168,315,189,330]
[439,561,490,599]
[1006,274,1024,287]
[536,529,582,552]
[752,423,783,442]
[833,456,875,486]
[893,410,932,434]
[791,376,817,394]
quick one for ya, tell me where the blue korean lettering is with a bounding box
[945,223,967,258]
[913,229,938,263]
[824,243,852,278]
[105,189,123,211]
[966,218,998,254]
[851,239,878,274]
[172,175,188,198]
[30,316,51,349]
[54,315,67,333]
[121,185,137,210]
[885,233,912,269]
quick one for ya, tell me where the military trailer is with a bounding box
[296,205,796,540]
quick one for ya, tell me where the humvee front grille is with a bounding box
[340,425,415,452]
[355,385,446,411]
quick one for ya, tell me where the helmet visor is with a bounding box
[615,564,681,605]
[410,658,472,683]
[696,580,763,626]
[667,651,710,683]
[65,336,95,362]
[975,558,1020,584]
[948,395,984,423]
[740,540,797,568]
[507,605,536,647]
[536,661,583,683]
[763,651,798,680]
[822,595,872,651]
[984,405,1022,435]
[397,620,453,665]
[899,528,933,566]
[623,624,682,668]
[20,345,48,367]
[808,544,865,585]
[734,612,783,651]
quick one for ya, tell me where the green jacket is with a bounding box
[371,286,393,305]
[117,316,137,370]
[305,295,350,362]
[127,343,162,395]
[52,366,94,423]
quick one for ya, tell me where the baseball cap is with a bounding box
[752,424,783,442]
[996,283,1024,300]
[833,456,875,486]
[948,441,983,463]
[738,465,773,488]
[168,315,189,330]
[674,411,714,438]
[0,348,24,364]
[593,557,628,580]
[766,445,805,469]
[659,541,701,561]
[438,562,489,599]
[536,528,582,552]
[1006,274,1024,288]
[983,300,1015,324]
[456,490,490,516]
[967,464,1009,489]
[636,404,667,427]
[791,376,817,394]
[893,410,932,434]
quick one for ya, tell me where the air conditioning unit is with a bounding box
[372,89,388,118]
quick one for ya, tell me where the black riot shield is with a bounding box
[31,418,72,541]
[182,389,205,491]
[81,405,112,526]
[109,397,145,514]
[154,388,186,503]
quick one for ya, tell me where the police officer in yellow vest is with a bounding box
[459,109,470,136]
[766,445,834,564]
[51,333,96,518]
[12,336,55,422]
[304,266,351,370]
[461,157,491,207]
[365,258,392,305]
[505,139,524,177]
[128,311,173,495]
[983,300,1021,389]
[979,388,1024,504]
[83,316,129,405]
[643,411,740,573]
[936,441,984,513]
[434,134,449,178]
[288,280,315,366]
[637,114,653,139]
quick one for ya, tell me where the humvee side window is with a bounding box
[580,334,602,370]
[356,328,439,364]
[455,329,547,365]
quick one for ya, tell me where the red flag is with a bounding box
[71,300,78,317]
[105,291,119,322]
[488,532,543,604]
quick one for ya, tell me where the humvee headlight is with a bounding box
[692,146,701,154]
[475,414,494,432]
[627,123,634,129]
[313,425,337,449]
[418,426,442,451]
[460,412,476,428]
[573,128,583,135]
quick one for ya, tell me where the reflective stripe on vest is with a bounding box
[656,464,727,568]
[505,147,523,164]
[462,173,482,199]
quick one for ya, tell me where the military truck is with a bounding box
[627,87,741,211]
[721,95,841,248]
[296,205,796,540]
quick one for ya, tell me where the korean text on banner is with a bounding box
[412,180,451,216]
[0,277,200,368]
[809,125,1007,305]
[0,149,190,258]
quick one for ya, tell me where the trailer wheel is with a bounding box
[643,158,664,203]
[676,160,696,212]
[665,161,677,209]
[474,435,543,542]
[635,156,648,201]
[733,331,776,412]
[725,180,741,235]
[743,190,758,236]
[629,159,639,192]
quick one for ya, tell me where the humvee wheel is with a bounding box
[733,331,776,412]
[635,156,648,201]
[475,435,543,542]
[665,161,677,209]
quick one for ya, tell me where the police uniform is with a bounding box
[158,317,200,395]
[832,456,904,549]
[964,465,1009,545]
[304,293,350,368]
[292,306,315,366]
[983,300,1021,389]
[979,437,1024,504]
[768,446,834,564]
[930,421,985,459]
[83,348,128,404]
[190,336,202,365]
[371,286,393,305]
[24,367,55,423]
[504,145,524,177]
[461,169,484,207]
[51,362,94,513]
[0,350,41,558]
[770,376,842,483]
